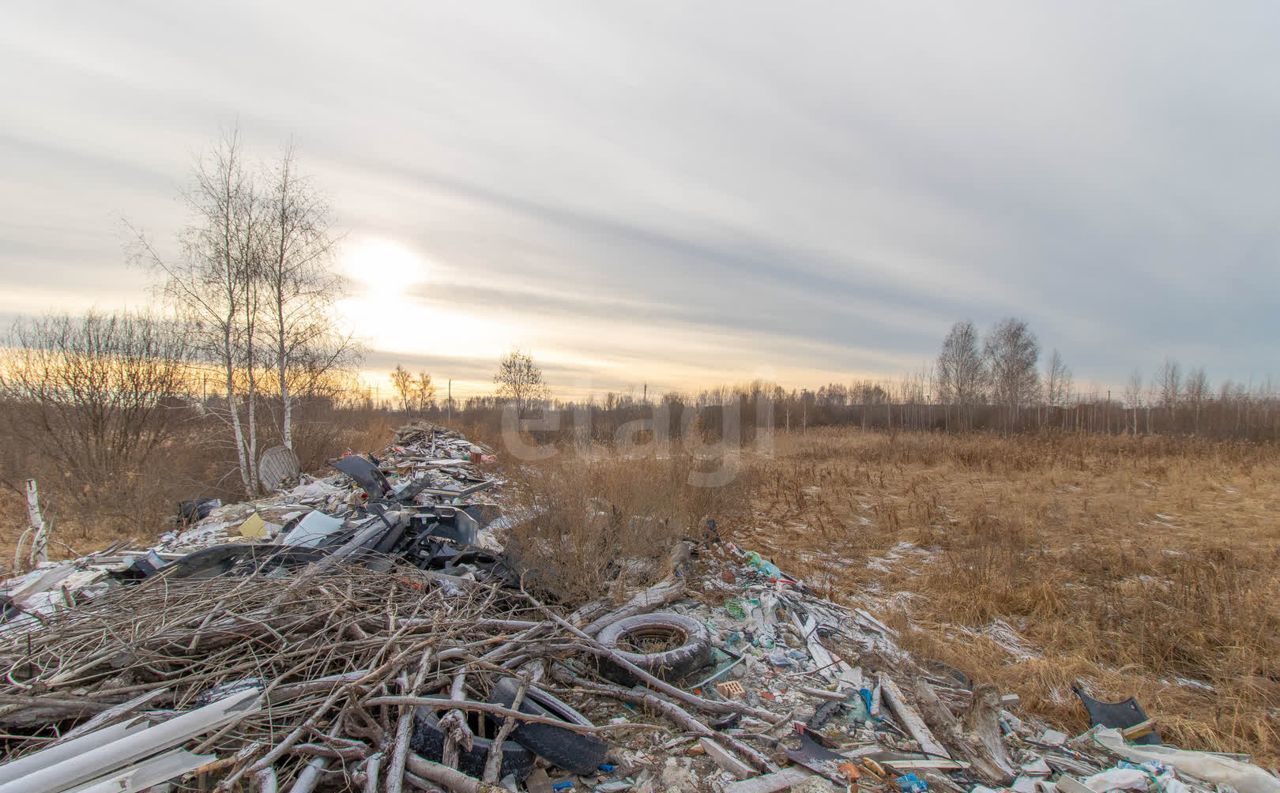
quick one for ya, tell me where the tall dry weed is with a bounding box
[503,450,749,605]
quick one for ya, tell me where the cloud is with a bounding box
[1,1,1277,394]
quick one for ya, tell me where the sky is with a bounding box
[2,2,1278,400]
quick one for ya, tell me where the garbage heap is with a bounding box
[1,423,1277,793]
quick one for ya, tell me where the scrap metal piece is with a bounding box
[164,544,325,580]
[332,455,393,499]
[785,731,855,784]
[1072,685,1160,745]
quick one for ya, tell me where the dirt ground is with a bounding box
[731,429,1280,764]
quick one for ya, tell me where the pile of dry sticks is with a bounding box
[0,547,777,791]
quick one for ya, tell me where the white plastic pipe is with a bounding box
[0,688,259,793]
[65,748,214,793]
[0,721,147,785]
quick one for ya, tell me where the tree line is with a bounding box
[930,317,1269,438]
[385,319,1279,444]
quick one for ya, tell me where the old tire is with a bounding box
[487,677,608,775]
[596,612,713,686]
[410,707,535,781]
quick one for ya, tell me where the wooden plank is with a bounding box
[879,673,951,759]
[700,738,755,780]
[797,686,846,701]
[882,758,971,772]
[7,563,77,601]
[1121,719,1156,741]
[790,612,864,691]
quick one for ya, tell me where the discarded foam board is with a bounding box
[724,766,816,793]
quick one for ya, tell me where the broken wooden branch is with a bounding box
[554,667,775,774]
[404,753,505,793]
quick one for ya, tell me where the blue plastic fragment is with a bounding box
[598,763,617,773]
[897,772,929,793]
[551,782,574,792]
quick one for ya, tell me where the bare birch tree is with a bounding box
[1044,348,1072,407]
[984,318,1040,429]
[936,320,987,429]
[260,143,349,449]
[1184,366,1209,434]
[1156,358,1182,420]
[133,129,264,494]
[1124,368,1144,434]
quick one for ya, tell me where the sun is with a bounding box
[340,238,429,296]
[334,238,431,353]
[332,237,523,362]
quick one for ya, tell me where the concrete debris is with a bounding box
[1,421,1276,792]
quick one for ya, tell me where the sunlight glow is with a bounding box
[335,237,522,362]
[340,238,429,295]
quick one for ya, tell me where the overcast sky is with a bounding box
[2,2,1277,398]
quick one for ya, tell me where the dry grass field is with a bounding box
[731,429,1280,763]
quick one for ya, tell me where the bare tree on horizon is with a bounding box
[936,319,987,430]
[1044,348,1072,408]
[984,317,1040,430]
[132,129,264,494]
[132,129,357,493]
[260,141,356,450]
[494,350,549,417]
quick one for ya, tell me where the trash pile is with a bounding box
[1,423,1277,793]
